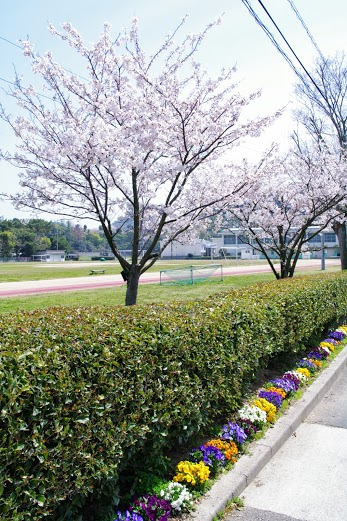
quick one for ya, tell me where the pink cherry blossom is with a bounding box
[0,18,277,304]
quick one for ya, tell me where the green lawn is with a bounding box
[0,260,121,282]
[0,265,340,314]
[0,258,273,282]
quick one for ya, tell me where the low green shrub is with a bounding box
[0,271,346,519]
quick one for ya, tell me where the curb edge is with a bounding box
[188,346,347,521]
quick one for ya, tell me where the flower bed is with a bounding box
[115,325,347,521]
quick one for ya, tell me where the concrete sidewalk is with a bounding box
[188,345,347,521]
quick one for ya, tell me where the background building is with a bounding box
[212,227,340,259]
[32,250,66,262]
[160,227,342,260]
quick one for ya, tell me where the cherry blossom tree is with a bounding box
[0,18,278,305]
[224,147,347,279]
[295,53,347,269]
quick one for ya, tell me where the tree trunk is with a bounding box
[333,221,347,270]
[280,262,288,278]
[125,265,141,306]
[279,252,290,278]
[287,264,295,277]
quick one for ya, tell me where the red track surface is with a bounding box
[0,277,160,297]
[0,260,339,298]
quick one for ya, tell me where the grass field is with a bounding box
[0,258,270,282]
[0,262,340,314]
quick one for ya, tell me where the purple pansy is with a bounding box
[322,337,338,346]
[328,330,344,341]
[307,349,325,360]
[234,417,258,438]
[270,377,297,395]
[190,445,226,470]
[115,512,144,521]
[283,372,300,390]
[296,359,317,373]
[132,495,172,521]
[258,390,283,409]
[220,422,247,445]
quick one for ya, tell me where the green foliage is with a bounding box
[129,472,168,497]
[0,271,347,519]
[212,497,245,521]
[0,231,16,257]
[0,218,110,257]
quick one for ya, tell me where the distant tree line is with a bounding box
[0,218,133,258]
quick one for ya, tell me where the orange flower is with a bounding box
[267,386,286,399]
[205,439,238,462]
[309,358,323,368]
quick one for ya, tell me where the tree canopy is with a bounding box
[0,218,110,258]
[295,53,347,269]
[224,146,347,278]
[0,18,277,304]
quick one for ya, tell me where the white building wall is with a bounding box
[216,228,340,259]
[32,250,66,262]
[161,241,206,258]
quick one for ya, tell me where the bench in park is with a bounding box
[89,269,106,275]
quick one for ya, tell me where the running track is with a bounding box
[0,259,340,298]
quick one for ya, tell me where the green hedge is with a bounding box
[1,271,347,519]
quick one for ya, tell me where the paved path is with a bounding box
[0,259,339,297]
[188,346,347,521]
[225,361,347,521]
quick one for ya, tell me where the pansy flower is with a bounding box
[258,390,283,410]
[220,422,247,447]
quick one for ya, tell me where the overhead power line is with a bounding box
[0,76,17,86]
[0,33,89,82]
[286,0,324,60]
[256,0,321,87]
[0,75,55,101]
[241,0,303,80]
[241,0,327,101]
[0,35,23,50]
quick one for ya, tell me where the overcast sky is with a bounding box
[1,0,346,220]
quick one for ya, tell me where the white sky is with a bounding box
[1,0,346,220]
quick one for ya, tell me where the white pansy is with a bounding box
[285,370,308,382]
[160,481,193,512]
[238,404,267,424]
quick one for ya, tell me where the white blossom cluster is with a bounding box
[284,370,308,383]
[226,145,347,279]
[160,482,193,513]
[1,17,275,238]
[238,404,267,425]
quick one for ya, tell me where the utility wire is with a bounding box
[0,76,17,86]
[241,0,327,101]
[0,76,59,102]
[286,0,324,60]
[241,1,305,80]
[0,35,23,50]
[256,0,325,95]
[0,34,89,82]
